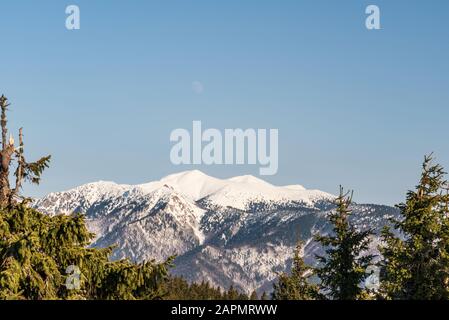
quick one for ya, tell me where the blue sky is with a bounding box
[0,0,448,205]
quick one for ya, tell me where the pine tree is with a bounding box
[272,241,319,300]
[314,187,374,300]
[379,154,449,299]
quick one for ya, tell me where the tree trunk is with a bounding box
[0,95,13,206]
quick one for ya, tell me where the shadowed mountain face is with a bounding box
[33,170,399,294]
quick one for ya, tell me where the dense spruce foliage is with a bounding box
[162,276,251,300]
[0,204,172,299]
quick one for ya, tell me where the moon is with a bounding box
[192,81,204,94]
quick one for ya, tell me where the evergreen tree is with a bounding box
[249,290,258,300]
[379,154,449,299]
[225,285,240,300]
[272,241,319,300]
[314,187,374,300]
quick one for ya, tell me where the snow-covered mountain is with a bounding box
[33,170,398,294]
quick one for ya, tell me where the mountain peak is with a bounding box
[227,174,273,187]
[160,169,211,182]
[155,170,223,200]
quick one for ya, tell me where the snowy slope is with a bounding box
[33,170,398,294]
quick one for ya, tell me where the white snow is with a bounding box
[36,170,334,210]
[43,170,333,211]
[137,170,225,201]
[136,170,334,210]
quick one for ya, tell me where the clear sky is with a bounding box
[0,0,448,205]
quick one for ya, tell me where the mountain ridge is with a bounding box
[33,170,398,294]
